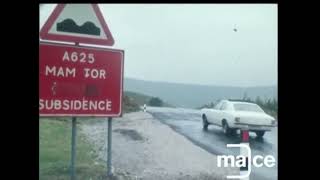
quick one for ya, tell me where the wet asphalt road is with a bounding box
[147,107,278,180]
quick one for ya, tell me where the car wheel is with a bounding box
[202,115,209,131]
[222,121,232,136]
[230,129,237,136]
[255,131,265,138]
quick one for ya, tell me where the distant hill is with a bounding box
[124,77,277,108]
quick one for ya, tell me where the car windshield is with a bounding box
[233,103,264,113]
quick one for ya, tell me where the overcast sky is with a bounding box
[40,4,277,87]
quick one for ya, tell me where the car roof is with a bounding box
[225,100,257,105]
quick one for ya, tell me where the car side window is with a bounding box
[214,102,222,109]
[220,102,227,110]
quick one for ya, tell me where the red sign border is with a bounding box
[40,4,115,46]
[39,41,124,117]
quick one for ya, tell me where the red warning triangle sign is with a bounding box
[40,4,114,46]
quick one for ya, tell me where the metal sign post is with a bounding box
[71,117,77,180]
[107,117,112,176]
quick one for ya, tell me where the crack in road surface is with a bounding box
[114,129,144,141]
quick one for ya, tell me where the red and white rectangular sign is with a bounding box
[39,42,124,117]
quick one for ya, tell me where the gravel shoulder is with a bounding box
[80,111,238,180]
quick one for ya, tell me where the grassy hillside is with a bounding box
[124,91,151,106]
[124,91,174,108]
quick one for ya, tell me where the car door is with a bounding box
[211,101,224,125]
[217,102,228,125]
[205,101,221,124]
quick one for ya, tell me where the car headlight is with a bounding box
[235,117,240,122]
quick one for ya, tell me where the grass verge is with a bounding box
[39,118,108,180]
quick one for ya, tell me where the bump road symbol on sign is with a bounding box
[40,4,115,46]
[39,42,124,117]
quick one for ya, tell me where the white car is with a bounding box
[201,100,276,137]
